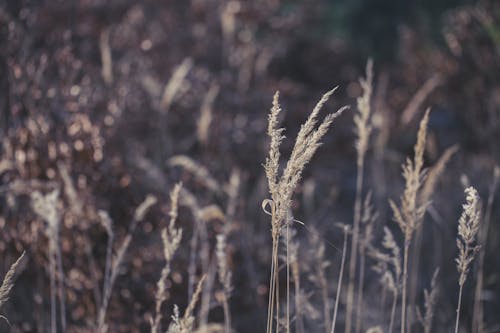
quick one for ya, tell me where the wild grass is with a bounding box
[263,89,347,333]
[455,187,482,333]
[97,194,157,332]
[0,252,25,312]
[31,189,66,333]
[389,109,430,333]
[152,183,183,333]
[346,59,373,333]
[1,55,498,333]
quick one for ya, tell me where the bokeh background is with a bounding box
[0,0,499,332]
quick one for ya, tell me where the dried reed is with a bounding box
[0,251,25,310]
[152,183,183,333]
[31,189,66,333]
[263,89,347,333]
[389,110,430,333]
[455,187,482,333]
[346,59,373,333]
[97,194,157,332]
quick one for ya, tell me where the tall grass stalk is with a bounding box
[357,192,377,333]
[0,251,25,310]
[346,59,373,333]
[455,187,482,333]
[31,189,65,333]
[331,225,348,333]
[97,195,157,332]
[408,145,458,331]
[152,184,182,333]
[216,233,232,333]
[389,110,430,333]
[263,90,347,333]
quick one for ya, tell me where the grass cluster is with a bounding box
[0,2,499,332]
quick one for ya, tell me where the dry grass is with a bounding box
[152,183,183,333]
[388,109,430,333]
[455,187,482,333]
[1,2,499,333]
[0,252,25,311]
[263,89,347,333]
[347,59,374,333]
[0,13,498,331]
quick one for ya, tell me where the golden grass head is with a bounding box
[264,89,347,237]
[0,252,25,310]
[456,186,482,286]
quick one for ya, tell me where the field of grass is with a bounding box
[0,1,499,332]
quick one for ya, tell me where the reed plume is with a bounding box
[389,109,430,333]
[152,183,183,333]
[455,186,482,333]
[263,89,347,333]
[0,252,25,310]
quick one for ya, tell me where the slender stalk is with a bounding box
[346,158,365,333]
[267,237,277,333]
[188,226,199,301]
[407,227,424,333]
[267,232,280,333]
[49,247,56,333]
[293,261,304,333]
[347,59,373,333]
[55,241,66,332]
[389,291,398,333]
[275,239,281,333]
[322,273,331,333]
[355,247,366,333]
[222,294,231,333]
[199,259,216,326]
[401,243,409,333]
[286,222,291,333]
[455,284,464,333]
[331,227,348,333]
[103,232,114,304]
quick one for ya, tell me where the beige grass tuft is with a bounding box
[388,109,430,333]
[152,183,183,333]
[264,89,347,333]
[454,186,482,333]
[0,252,25,310]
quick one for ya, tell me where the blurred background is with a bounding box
[0,0,499,332]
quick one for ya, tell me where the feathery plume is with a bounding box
[456,187,481,286]
[455,186,482,333]
[263,89,347,333]
[388,110,430,333]
[152,184,183,333]
[0,252,25,310]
